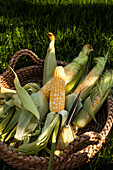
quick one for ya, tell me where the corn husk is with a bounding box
[14,110,38,141]
[5,125,17,142]
[1,108,21,142]
[0,87,16,99]
[15,113,59,155]
[12,93,22,109]
[43,32,57,85]
[24,83,40,94]
[65,66,87,96]
[9,66,40,120]
[73,53,108,101]
[65,93,83,115]
[65,44,93,95]
[55,124,76,156]
[0,87,16,94]
[0,107,15,135]
[30,91,49,121]
[73,69,113,128]
[47,115,60,170]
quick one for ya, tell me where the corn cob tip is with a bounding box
[84,44,94,52]
[53,66,65,80]
[82,44,94,56]
[47,32,55,41]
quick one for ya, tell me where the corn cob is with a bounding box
[72,69,113,128]
[65,44,93,95]
[40,44,93,99]
[55,124,76,156]
[49,66,65,112]
[73,53,108,101]
[40,78,52,99]
[43,32,57,85]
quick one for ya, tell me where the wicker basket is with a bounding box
[0,49,113,170]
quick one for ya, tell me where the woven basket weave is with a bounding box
[0,49,113,170]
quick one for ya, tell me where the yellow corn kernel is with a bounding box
[73,56,108,100]
[64,69,77,85]
[40,79,52,99]
[49,66,65,112]
[73,71,98,97]
[92,95,101,110]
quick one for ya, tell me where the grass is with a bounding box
[0,0,113,169]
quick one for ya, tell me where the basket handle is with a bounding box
[7,49,41,71]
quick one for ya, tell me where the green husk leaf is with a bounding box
[15,114,59,155]
[80,54,108,100]
[47,115,60,170]
[0,87,16,94]
[65,93,83,116]
[5,125,17,142]
[43,33,57,85]
[24,83,40,94]
[55,124,76,154]
[5,98,14,107]
[31,91,49,121]
[9,66,40,120]
[3,108,21,139]
[58,110,69,127]
[0,107,15,135]
[0,87,16,99]
[65,65,87,95]
[12,93,22,109]
[42,112,56,133]
[0,105,11,118]
[84,96,97,123]
[15,110,38,141]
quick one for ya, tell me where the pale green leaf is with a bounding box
[9,66,40,120]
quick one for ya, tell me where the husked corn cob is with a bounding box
[43,32,57,85]
[49,66,65,112]
[73,54,108,101]
[72,69,113,128]
[40,44,93,99]
[40,78,52,99]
